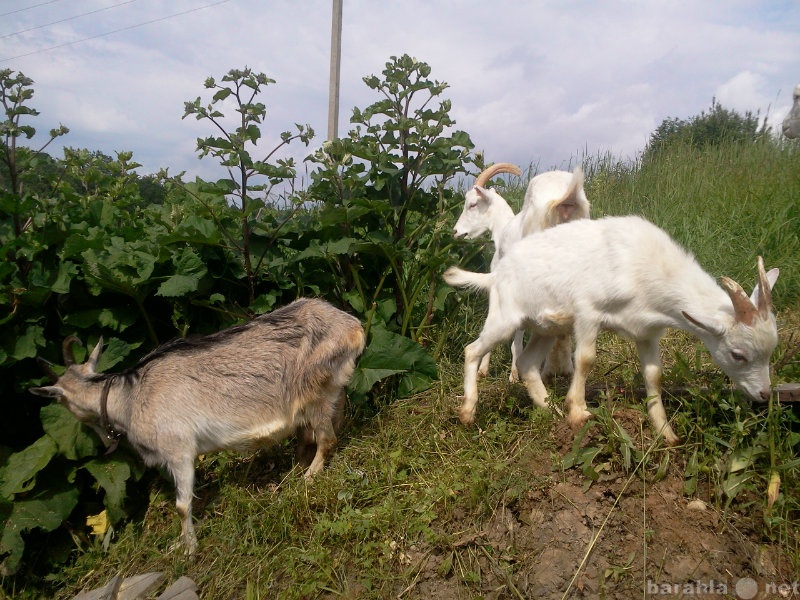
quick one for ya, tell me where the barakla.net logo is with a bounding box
[647,577,800,598]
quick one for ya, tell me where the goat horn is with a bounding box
[756,256,772,316]
[474,163,522,189]
[720,276,757,326]
[62,336,83,366]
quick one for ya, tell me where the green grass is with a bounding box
[38,338,799,598]
[44,359,559,598]
[581,138,800,303]
[4,138,800,599]
[496,138,800,303]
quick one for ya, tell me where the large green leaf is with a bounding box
[161,214,220,245]
[63,306,139,332]
[9,324,45,361]
[82,457,132,523]
[81,245,157,299]
[50,260,78,294]
[156,247,207,297]
[294,237,359,261]
[0,436,57,499]
[0,482,79,576]
[95,337,138,372]
[62,227,103,259]
[349,322,437,399]
[40,403,97,461]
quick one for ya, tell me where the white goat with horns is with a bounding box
[444,215,779,445]
[452,163,590,381]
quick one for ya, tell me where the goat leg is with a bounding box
[565,326,597,428]
[636,337,680,446]
[169,456,198,555]
[516,334,555,408]
[509,330,524,383]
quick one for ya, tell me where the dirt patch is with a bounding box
[396,411,796,599]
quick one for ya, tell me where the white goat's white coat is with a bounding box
[444,215,779,445]
[519,169,591,237]
[452,165,590,380]
[782,83,800,139]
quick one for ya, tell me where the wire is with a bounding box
[0,0,233,63]
[0,0,65,18]
[1,1,140,40]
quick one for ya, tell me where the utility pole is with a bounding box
[327,0,343,141]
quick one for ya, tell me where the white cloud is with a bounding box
[0,0,797,180]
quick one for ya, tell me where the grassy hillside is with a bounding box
[9,139,800,599]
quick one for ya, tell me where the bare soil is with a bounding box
[389,409,797,600]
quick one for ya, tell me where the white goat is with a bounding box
[444,215,779,445]
[452,164,590,381]
[782,83,800,139]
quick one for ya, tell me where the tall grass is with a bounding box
[580,138,800,305]
[469,138,799,322]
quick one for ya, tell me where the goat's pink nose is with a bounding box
[760,388,771,401]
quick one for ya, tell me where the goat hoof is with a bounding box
[660,429,680,447]
[168,538,197,557]
[458,407,476,425]
[566,408,591,429]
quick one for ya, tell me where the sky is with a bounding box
[1,0,798,185]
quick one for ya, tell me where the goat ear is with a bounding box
[86,337,103,372]
[474,185,491,200]
[469,186,494,210]
[682,311,726,337]
[29,385,66,398]
[749,267,779,308]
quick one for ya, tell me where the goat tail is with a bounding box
[568,165,585,191]
[524,165,588,235]
[443,266,494,293]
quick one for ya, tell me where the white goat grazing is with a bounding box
[452,164,590,381]
[782,83,800,139]
[444,215,779,445]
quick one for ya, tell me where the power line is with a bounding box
[0,0,233,63]
[1,1,140,41]
[0,0,65,18]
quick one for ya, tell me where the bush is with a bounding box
[0,57,476,579]
[644,98,768,161]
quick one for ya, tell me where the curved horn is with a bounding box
[474,162,522,189]
[756,256,773,316]
[720,276,757,325]
[62,336,83,366]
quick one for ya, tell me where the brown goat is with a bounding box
[30,298,365,553]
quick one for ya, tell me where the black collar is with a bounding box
[99,378,123,455]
